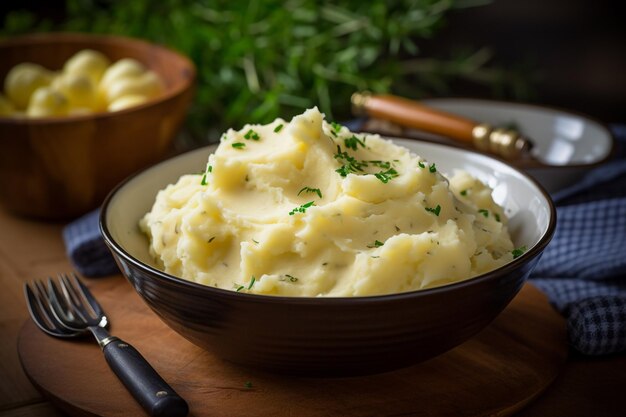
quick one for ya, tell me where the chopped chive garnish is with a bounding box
[369,160,391,169]
[235,285,245,292]
[285,274,299,282]
[374,168,399,183]
[248,276,256,290]
[289,201,315,215]
[425,204,441,216]
[200,165,212,185]
[429,163,437,173]
[252,239,259,244]
[334,146,398,183]
[344,135,365,150]
[298,186,323,199]
[232,142,246,149]
[418,161,425,168]
[330,122,343,136]
[367,240,384,248]
[479,209,489,218]
[208,236,216,243]
[244,381,253,389]
[243,129,260,140]
[460,189,468,196]
[512,246,527,259]
[495,213,501,222]
[274,124,283,133]
[334,146,368,177]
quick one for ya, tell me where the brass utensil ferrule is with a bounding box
[472,124,532,159]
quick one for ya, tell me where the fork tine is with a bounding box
[68,272,105,319]
[25,282,76,337]
[58,273,92,321]
[47,276,86,325]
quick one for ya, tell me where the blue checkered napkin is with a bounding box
[62,209,118,277]
[531,126,626,355]
[532,279,626,355]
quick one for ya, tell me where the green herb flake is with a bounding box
[244,129,260,140]
[374,168,399,183]
[247,276,256,290]
[200,165,212,185]
[418,161,425,168]
[429,163,437,173]
[331,122,343,133]
[274,124,283,133]
[460,189,468,196]
[252,239,259,244]
[235,285,245,292]
[478,209,489,218]
[367,240,384,248]
[425,204,442,216]
[369,160,391,169]
[208,236,216,243]
[245,381,253,389]
[344,135,365,151]
[285,274,299,282]
[335,165,350,177]
[232,142,246,149]
[298,186,323,199]
[289,201,315,215]
[334,146,368,177]
[495,213,501,222]
[512,246,527,259]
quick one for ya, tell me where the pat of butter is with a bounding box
[141,108,514,296]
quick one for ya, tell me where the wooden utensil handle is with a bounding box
[103,337,189,417]
[354,93,477,142]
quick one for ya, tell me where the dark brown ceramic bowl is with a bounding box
[0,33,195,220]
[101,139,556,377]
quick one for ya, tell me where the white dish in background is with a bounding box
[415,98,616,193]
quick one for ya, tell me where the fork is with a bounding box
[24,273,189,417]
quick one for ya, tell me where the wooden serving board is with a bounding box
[18,277,567,417]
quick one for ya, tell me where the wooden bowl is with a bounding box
[0,33,196,220]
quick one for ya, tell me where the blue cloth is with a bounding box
[63,124,626,356]
[530,127,626,356]
[62,209,118,277]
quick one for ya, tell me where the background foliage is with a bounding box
[1,0,530,145]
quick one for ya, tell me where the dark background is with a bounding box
[423,0,626,122]
[2,0,625,123]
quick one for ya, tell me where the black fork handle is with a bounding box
[103,337,188,417]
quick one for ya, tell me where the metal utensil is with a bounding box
[24,273,188,417]
[351,91,534,159]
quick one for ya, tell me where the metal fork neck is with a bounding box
[88,326,118,349]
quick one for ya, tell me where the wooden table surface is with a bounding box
[1,206,625,417]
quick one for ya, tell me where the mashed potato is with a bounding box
[140,107,516,296]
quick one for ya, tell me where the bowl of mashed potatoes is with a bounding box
[101,108,555,376]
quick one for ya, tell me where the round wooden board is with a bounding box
[18,277,567,417]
